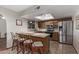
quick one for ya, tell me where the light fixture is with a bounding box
[2,16,5,19]
[35,13,54,20]
[0,14,5,19]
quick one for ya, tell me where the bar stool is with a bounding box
[11,32,18,51]
[23,39,32,53]
[31,41,44,54]
[17,38,25,54]
[23,35,33,54]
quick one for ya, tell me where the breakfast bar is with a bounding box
[17,32,50,53]
[31,33,50,53]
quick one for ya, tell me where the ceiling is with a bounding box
[0,5,33,12]
[22,5,79,19]
[1,5,79,19]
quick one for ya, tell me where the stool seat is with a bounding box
[32,41,43,47]
[31,41,44,54]
[24,39,33,44]
[23,39,33,54]
[19,38,25,40]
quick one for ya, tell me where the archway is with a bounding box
[0,15,7,49]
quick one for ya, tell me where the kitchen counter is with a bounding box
[32,33,50,38]
[17,32,50,38]
[54,29,59,32]
[17,32,50,53]
[30,33,50,53]
[37,28,59,32]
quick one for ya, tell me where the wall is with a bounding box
[7,18,28,48]
[0,7,29,48]
[73,12,79,53]
[0,7,19,48]
[16,19,28,33]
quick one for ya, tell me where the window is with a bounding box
[28,21,35,29]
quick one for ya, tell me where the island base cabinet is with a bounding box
[52,32,59,41]
[31,36,49,53]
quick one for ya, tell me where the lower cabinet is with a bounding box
[52,32,59,41]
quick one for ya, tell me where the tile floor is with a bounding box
[0,41,77,54]
[50,41,77,54]
[0,38,6,49]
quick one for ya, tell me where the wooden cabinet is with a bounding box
[52,32,59,41]
[38,22,45,28]
[38,22,41,28]
[38,20,58,29]
[37,17,72,29]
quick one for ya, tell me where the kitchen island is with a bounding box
[17,32,50,53]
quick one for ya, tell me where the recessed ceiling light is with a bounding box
[35,13,54,20]
[2,16,5,19]
[0,14,5,19]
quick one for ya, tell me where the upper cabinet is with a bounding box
[38,21,45,28]
[37,17,72,29]
[38,20,58,29]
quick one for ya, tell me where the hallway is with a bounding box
[0,38,6,50]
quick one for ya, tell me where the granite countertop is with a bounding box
[31,33,50,38]
[54,29,59,32]
[17,32,50,38]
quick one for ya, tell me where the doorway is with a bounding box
[0,18,7,50]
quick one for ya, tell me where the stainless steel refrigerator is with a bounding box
[59,21,73,44]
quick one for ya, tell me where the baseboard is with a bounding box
[0,38,6,39]
[72,45,78,54]
[0,47,12,51]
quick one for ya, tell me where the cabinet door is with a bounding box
[38,22,46,28]
[52,32,59,41]
[38,22,42,28]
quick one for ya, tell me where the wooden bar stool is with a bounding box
[10,32,18,51]
[23,39,32,53]
[31,41,44,54]
[17,38,25,54]
[23,35,33,54]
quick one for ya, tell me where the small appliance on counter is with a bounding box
[46,25,54,37]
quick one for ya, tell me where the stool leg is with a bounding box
[39,47,44,54]
[12,40,14,51]
[17,41,20,54]
[28,44,32,53]
[22,43,25,54]
[31,47,34,54]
